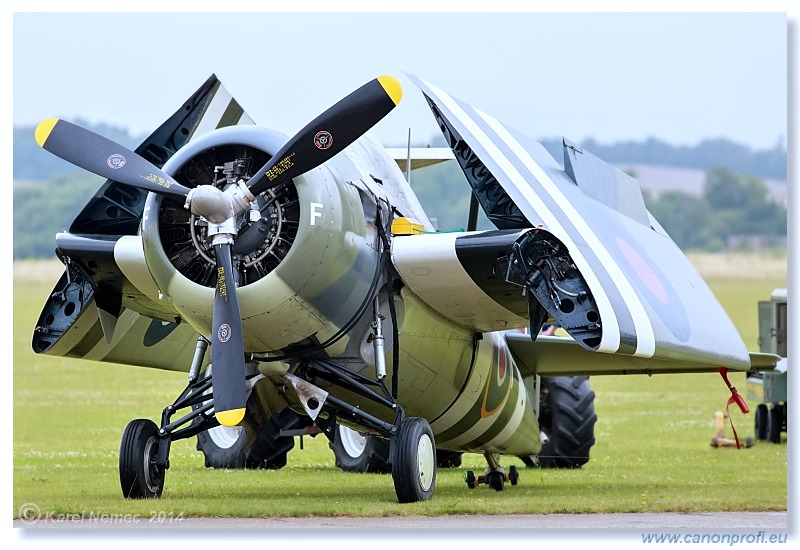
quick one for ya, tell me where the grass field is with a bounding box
[13,254,788,519]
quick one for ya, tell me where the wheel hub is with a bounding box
[417,433,435,492]
[339,426,369,458]
[142,435,162,494]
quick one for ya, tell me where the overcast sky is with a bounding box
[10,10,789,151]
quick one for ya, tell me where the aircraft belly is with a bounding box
[389,288,475,421]
[430,333,540,455]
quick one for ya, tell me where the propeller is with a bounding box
[35,118,193,201]
[35,75,403,427]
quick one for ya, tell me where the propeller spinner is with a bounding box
[35,75,403,426]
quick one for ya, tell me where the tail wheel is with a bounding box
[330,425,391,473]
[522,376,597,468]
[119,419,164,499]
[487,471,505,491]
[391,417,436,503]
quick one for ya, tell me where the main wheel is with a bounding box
[522,376,597,468]
[330,425,391,473]
[119,419,164,499]
[196,421,250,469]
[195,363,250,468]
[196,407,305,470]
[391,417,436,503]
[755,403,769,441]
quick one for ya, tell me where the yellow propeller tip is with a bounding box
[35,118,59,147]
[378,75,403,106]
[215,408,246,427]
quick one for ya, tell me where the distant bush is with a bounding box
[540,136,786,181]
[645,166,786,252]
[13,172,103,259]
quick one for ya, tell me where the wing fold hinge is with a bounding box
[501,229,603,350]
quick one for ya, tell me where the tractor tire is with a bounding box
[523,376,597,468]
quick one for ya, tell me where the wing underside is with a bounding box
[506,334,777,376]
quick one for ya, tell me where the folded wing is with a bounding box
[401,74,750,371]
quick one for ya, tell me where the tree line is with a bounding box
[644,166,786,251]
[405,162,786,254]
[12,121,787,259]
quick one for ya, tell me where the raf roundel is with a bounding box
[314,131,333,150]
[107,153,126,169]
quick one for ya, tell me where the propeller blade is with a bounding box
[35,118,192,200]
[247,75,403,196]
[210,243,247,427]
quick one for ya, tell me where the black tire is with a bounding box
[487,471,505,491]
[767,404,784,443]
[508,465,519,486]
[196,407,304,470]
[196,422,249,469]
[195,363,260,469]
[436,449,463,468]
[245,408,308,469]
[465,470,477,489]
[755,403,769,441]
[391,417,436,503]
[524,376,597,468]
[119,419,164,499]
[330,425,391,473]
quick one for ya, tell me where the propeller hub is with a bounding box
[187,185,235,224]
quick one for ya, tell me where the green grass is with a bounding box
[13,256,788,518]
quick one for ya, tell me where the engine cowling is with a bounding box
[141,125,380,357]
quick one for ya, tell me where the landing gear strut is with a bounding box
[118,337,249,499]
[118,338,438,503]
[300,359,437,503]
